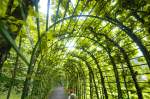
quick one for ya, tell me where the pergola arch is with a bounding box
[69,54,100,99]
[43,33,144,99]
[0,0,149,99]
[29,14,150,69]
[36,30,145,97]
[64,59,87,99]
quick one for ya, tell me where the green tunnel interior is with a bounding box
[0,0,150,99]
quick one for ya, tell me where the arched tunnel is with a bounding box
[0,0,150,99]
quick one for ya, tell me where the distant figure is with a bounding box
[48,87,68,99]
[68,90,76,99]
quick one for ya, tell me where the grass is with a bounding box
[0,90,21,99]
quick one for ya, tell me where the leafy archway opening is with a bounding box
[0,0,150,99]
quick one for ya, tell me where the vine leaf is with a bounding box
[0,22,29,66]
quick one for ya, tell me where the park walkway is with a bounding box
[48,87,68,99]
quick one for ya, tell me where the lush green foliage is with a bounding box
[0,0,150,99]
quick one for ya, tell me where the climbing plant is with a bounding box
[0,0,150,99]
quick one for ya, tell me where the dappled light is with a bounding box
[0,0,150,99]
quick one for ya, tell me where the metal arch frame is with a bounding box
[64,59,87,99]
[38,39,109,98]
[61,54,105,99]
[88,29,142,99]
[40,24,145,97]
[14,14,149,99]
[66,43,122,99]
[81,48,108,99]
[69,54,100,99]
[63,59,86,99]
[2,0,149,99]
[54,21,147,97]
[47,34,143,99]
[3,14,148,85]
[31,14,150,70]
[28,32,145,98]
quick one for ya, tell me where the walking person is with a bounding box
[68,90,76,99]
